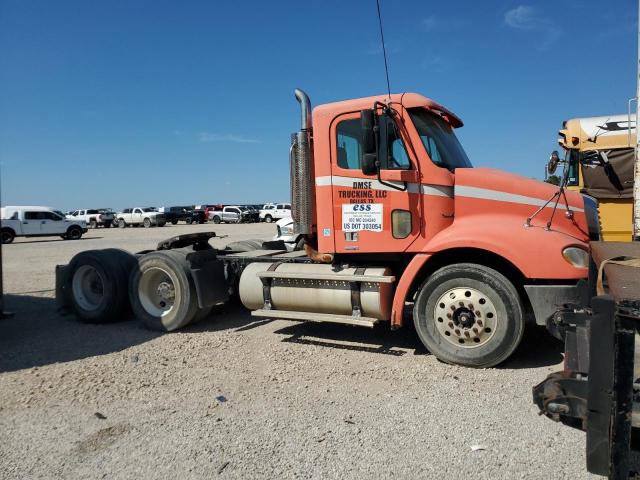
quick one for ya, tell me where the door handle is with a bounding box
[41,220,46,224]
[23,221,28,224]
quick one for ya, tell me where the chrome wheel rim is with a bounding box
[72,265,104,311]
[433,287,498,348]
[138,267,178,317]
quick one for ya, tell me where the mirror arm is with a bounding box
[371,101,407,191]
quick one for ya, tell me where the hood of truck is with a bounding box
[453,168,589,242]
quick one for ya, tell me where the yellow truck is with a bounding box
[550,114,635,241]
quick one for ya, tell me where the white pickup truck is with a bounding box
[259,203,291,223]
[115,208,166,228]
[66,208,115,228]
[1,206,87,244]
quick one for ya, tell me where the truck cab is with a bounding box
[551,114,635,241]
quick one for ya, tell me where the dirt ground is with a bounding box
[0,223,603,479]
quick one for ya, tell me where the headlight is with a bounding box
[280,226,293,235]
[562,247,589,268]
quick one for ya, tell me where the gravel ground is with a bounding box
[0,223,605,479]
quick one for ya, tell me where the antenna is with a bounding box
[375,0,392,100]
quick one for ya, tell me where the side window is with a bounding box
[336,119,362,170]
[44,211,61,220]
[276,204,284,209]
[381,115,411,170]
[24,211,40,220]
[133,208,141,214]
[284,204,291,210]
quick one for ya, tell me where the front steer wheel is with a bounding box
[65,249,137,323]
[413,263,524,368]
[128,249,200,332]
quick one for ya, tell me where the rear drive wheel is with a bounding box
[264,215,273,223]
[212,216,221,224]
[1,229,15,244]
[413,263,524,368]
[185,217,193,225]
[129,250,199,332]
[171,220,178,225]
[118,219,126,228]
[67,249,136,323]
[89,219,98,229]
[143,217,151,228]
[66,226,83,240]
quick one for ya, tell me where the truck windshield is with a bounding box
[408,108,472,171]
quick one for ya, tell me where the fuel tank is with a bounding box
[239,262,394,320]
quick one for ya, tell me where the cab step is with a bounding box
[251,309,379,328]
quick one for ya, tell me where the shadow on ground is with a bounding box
[0,294,160,373]
[0,294,564,373]
[12,237,102,245]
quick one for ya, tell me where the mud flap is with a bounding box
[185,250,229,309]
[55,264,71,311]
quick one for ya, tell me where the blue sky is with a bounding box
[0,0,636,210]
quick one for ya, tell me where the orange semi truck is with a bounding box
[56,89,599,367]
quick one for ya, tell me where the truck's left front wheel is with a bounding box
[413,263,524,368]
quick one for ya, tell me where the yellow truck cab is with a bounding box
[556,114,635,241]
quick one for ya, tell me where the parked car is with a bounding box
[66,208,115,228]
[240,205,260,223]
[272,217,303,251]
[209,205,255,224]
[115,207,166,228]
[159,206,207,225]
[1,206,87,243]
[260,203,291,223]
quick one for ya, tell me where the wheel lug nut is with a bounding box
[464,331,470,338]
[468,304,474,310]
[450,305,456,311]
[458,301,464,307]
[448,322,454,329]
[472,327,478,334]
[475,311,481,317]
[477,319,483,327]
[455,329,461,336]
[447,313,452,319]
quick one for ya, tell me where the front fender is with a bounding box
[421,213,588,280]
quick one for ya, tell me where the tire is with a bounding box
[171,220,178,225]
[412,263,524,368]
[225,239,264,252]
[185,217,193,225]
[143,217,151,228]
[212,216,221,224]
[67,249,136,323]
[264,215,273,223]
[89,219,98,229]
[118,219,126,228]
[129,249,199,332]
[1,228,15,244]
[66,226,83,240]
[104,221,112,228]
[158,222,166,227]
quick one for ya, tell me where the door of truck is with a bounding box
[132,208,143,224]
[41,211,67,234]
[22,211,44,235]
[328,111,421,253]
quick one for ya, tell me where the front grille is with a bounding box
[582,195,600,241]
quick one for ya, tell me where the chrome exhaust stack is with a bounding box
[290,89,314,235]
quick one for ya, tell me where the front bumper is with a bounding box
[523,283,583,326]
